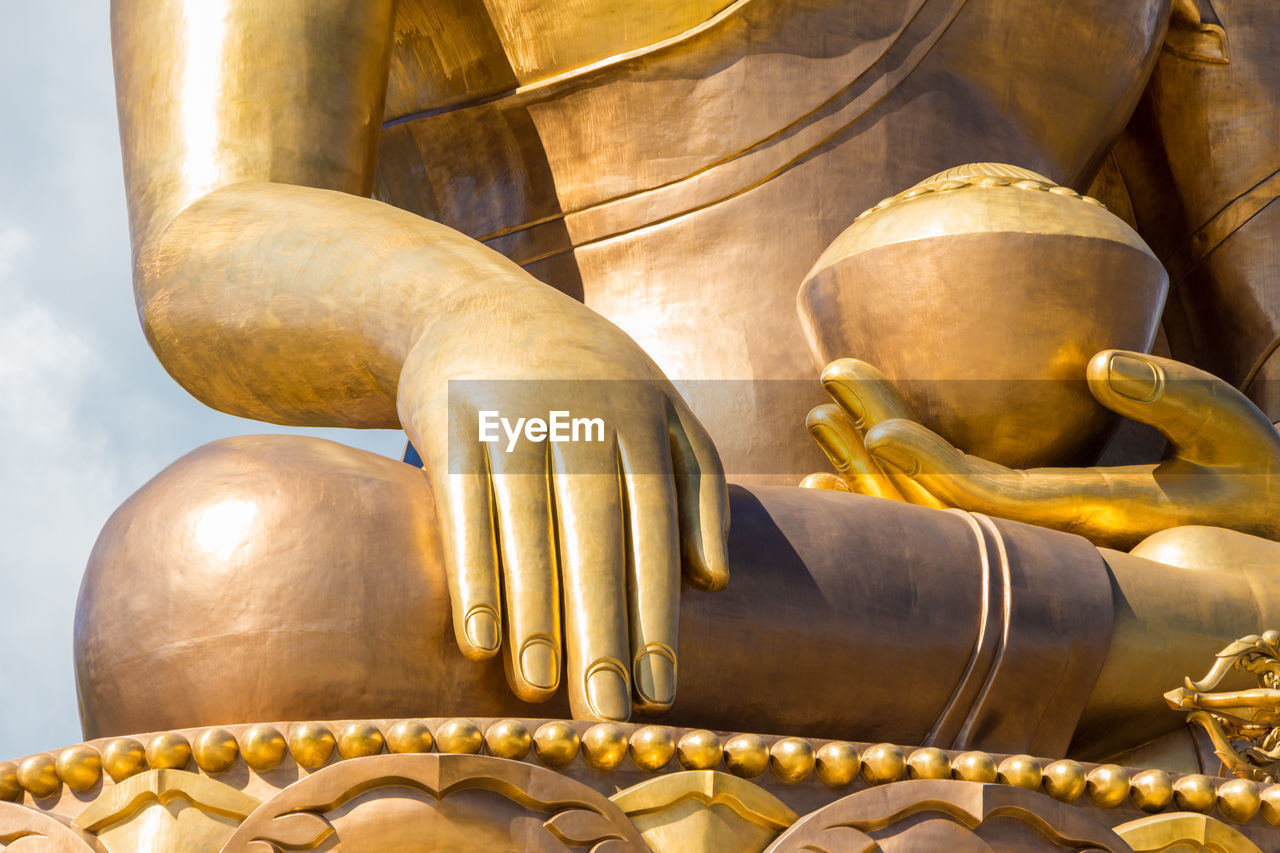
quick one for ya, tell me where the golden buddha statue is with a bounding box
[74,0,1280,775]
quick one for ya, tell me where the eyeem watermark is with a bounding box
[479,410,605,453]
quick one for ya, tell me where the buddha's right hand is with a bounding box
[803,351,1280,549]
[399,287,729,721]
[136,181,728,723]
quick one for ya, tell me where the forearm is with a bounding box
[138,181,561,426]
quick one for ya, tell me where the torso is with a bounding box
[377,0,1170,480]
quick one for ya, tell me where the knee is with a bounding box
[74,435,449,737]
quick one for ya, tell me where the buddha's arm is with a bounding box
[111,0,729,721]
[113,0,543,426]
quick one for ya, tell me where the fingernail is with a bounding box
[698,543,731,593]
[585,660,631,721]
[868,444,918,475]
[464,607,500,653]
[1108,354,1161,402]
[808,422,834,443]
[635,646,677,708]
[707,559,730,592]
[519,637,558,691]
[823,382,865,422]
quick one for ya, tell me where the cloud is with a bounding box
[0,227,98,457]
[0,218,406,761]
[0,224,125,758]
[0,0,405,763]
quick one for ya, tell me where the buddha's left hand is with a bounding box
[803,350,1280,549]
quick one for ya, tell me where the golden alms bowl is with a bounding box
[797,163,1169,468]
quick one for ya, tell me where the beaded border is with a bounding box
[852,173,1107,225]
[2,719,1275,826]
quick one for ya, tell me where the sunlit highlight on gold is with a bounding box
[192,498,258,561]
[179,2,227,202]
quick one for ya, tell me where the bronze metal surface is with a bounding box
[107,0,1175,722]
[798,166,1169,468]
[11,720,1280,851]
[73,435,1280,762]
[1104,0,1280,419]
[1075,528,1280,761]
[94,0,1280,770]
[1165,630,1280,783]
[804,351,1280,549]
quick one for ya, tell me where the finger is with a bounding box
[820,358,917,432]
[807,403,904,500]
[551,440,632,722]
[800,472,851,491]
[1087,350,1280,464]
[668,399,730,592]
[866,418,1060,516]
[887,470,951,510]
[489,449,560,703]
[816,360,944,506]
[865,418,1164,544]
[619,433,681,713]
[434,435,502,662]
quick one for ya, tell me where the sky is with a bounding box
[0,2,404,761]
